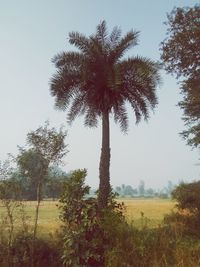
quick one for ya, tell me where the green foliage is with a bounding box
[0,160,25,257]
[179,76,200,148]
[45,165,68,200]
[172,181,200,216]
[11,234,62,267]
[17,149,47,186]
[16,122,68,200]
[165,181,200,237]
[0,180,62,267]
[0,159,13,180]
[59,169,126,266]
[59,169,103,266]
[161,5,200,79]
[17,121,68,190]
[0,232,62,267]
[0,179,23,254]
[161,5,200,148]
[10,166,68,200]
[26,121,68,164]
[59,169,197,266]
[16,122,68,266]
[0,179,21,200]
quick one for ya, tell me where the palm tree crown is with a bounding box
[50,21,160,131]
[50,21,161,209]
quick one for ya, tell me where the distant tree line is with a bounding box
[114,180,175,198]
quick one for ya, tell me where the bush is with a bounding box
[59,169,126,267]
[168,181,200,236]
[12,233,62,267]
[0,232,62,267]
[172,181,200,213]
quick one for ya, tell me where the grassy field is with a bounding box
[0,198,176,236]
[122,198,176,228]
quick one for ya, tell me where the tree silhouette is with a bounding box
[50,21,161,209]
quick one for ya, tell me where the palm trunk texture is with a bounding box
[98,110,111,209]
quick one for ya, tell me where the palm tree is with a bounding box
[50,21,161,209]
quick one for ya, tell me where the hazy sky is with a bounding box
[0,0,199,190]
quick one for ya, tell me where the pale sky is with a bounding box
[0,0,199,190]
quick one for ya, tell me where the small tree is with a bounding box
[59,169,104,266]
[17,150,48,239]
[17,121,67,266]
[59,169,125,267]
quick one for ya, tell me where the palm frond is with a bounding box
[67,92,87,124]
[109,30,139,63]
[96,20,108,43]
[52,51,84,68]
[69,32,90,54]
[50,65,84,112]
[113,103,128,133]
[84,106,98,128]
[109,26,122,47]
[50,21,161,131]
[117,57,161,123]
[50,72,70,110]
[129,94,150,123]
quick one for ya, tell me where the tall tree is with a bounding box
[161,5,200,148]
[50,21,161,209]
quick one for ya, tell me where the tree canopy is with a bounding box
[17,122,68,200]
[161,5,200,79]
[161,5,200,148]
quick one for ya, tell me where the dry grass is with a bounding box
[0,198,176,235]
[120,198,176,228]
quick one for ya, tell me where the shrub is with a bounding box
[167,181,200,236]
[59,169,126,267]
[10,233,62,267]
[0,232,62,267]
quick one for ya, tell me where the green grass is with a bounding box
[0,198,176,236]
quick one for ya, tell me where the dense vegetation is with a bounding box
[0,5,200,266]
[1,169,200,266]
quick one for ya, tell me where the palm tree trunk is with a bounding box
[98,110,111,209]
